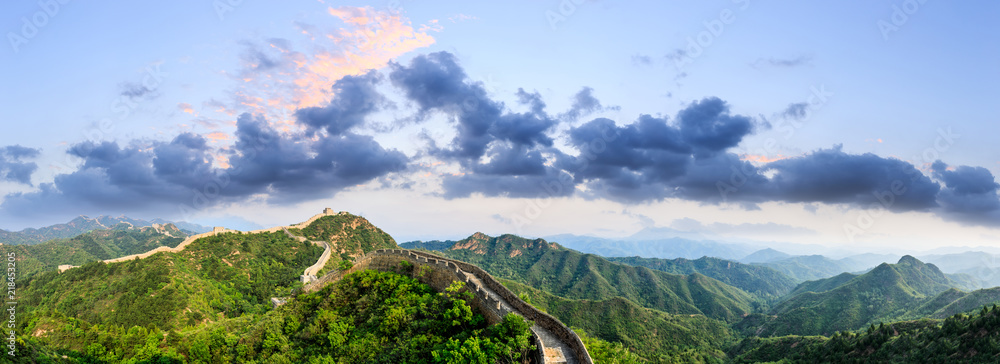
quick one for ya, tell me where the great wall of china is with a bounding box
[57,209,593,364]
[302,248,594,364]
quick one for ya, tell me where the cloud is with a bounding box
[559,87,619,122]
[931,161,1000,224]
[752,55,812,69]
[119,82,156,99]
[781,102,809,120]
[765,146,940,211]
[631,54,653,66]
[669,218,818,236]
[225,113,409,203]
[556,99,759,203]
[389,52,573,198]
[0,111,408,221]
[294,70,386,136]
[390,52,558,160]
[0,145,41,185]
[178,102,195,115]
[223,6,436,122]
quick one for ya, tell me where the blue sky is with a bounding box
[1,1,998,250]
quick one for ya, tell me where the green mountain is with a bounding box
[399,239,457,251]
[543,233,754,260]
[18,264,536,363]
[12,213,408,362]
[606,255,798,303]
[740,248,792,263]
[431,232,756,323]
[729,304,1000,363]
[502,278,734,362]
[0,223,188,278]
[289,213,398,276]
[755,254,856,282]
[749,256,962,336]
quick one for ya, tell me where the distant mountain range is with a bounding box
[0,215,212,245]
[0,223,189,278]
[742,255,1000,337]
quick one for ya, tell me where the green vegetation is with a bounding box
[297,214,397,277]
[439,233,755,323]
[400,240,459,251]
[729,304,1000,363]
[504,279,733,362]
[299,214,396,253]
[575,328,644,364]
[606,256,797,303]
[11,269,536,363]
[20,231,323,335]
[756,255,856,282]
[743,256,1000,338]
[0,224,187,278]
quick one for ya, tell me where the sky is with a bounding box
[1,1,998,251]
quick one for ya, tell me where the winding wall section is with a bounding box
[304,249,594,364]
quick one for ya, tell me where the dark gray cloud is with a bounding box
[119,82,154,99]
[559,87,619,122]
[295,70,386,136]
[931,161,1000,219]
[677,97,754,153]
[389,52,567,198]
[782,102,809,120]
[0,110,407,221]
[222,113,409,203]
[0,145,41,185]
[555,99,760,203]
[765,146,940,211]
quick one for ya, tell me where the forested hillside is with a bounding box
[438,233,756,323]
[0,224,188,278]
[746,256,976,337]
[730,304,1000,363]
[606,256,797,302]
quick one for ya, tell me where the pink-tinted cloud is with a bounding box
[225,6,437,125]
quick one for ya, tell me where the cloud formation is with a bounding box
[560,87,619,122]
[0,145,41,185]
[388,52,571,198]
[1,106,407,221]
[931,161,1000,225]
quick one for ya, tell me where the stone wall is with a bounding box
[61,209,339,271]
[304,248,593,364]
